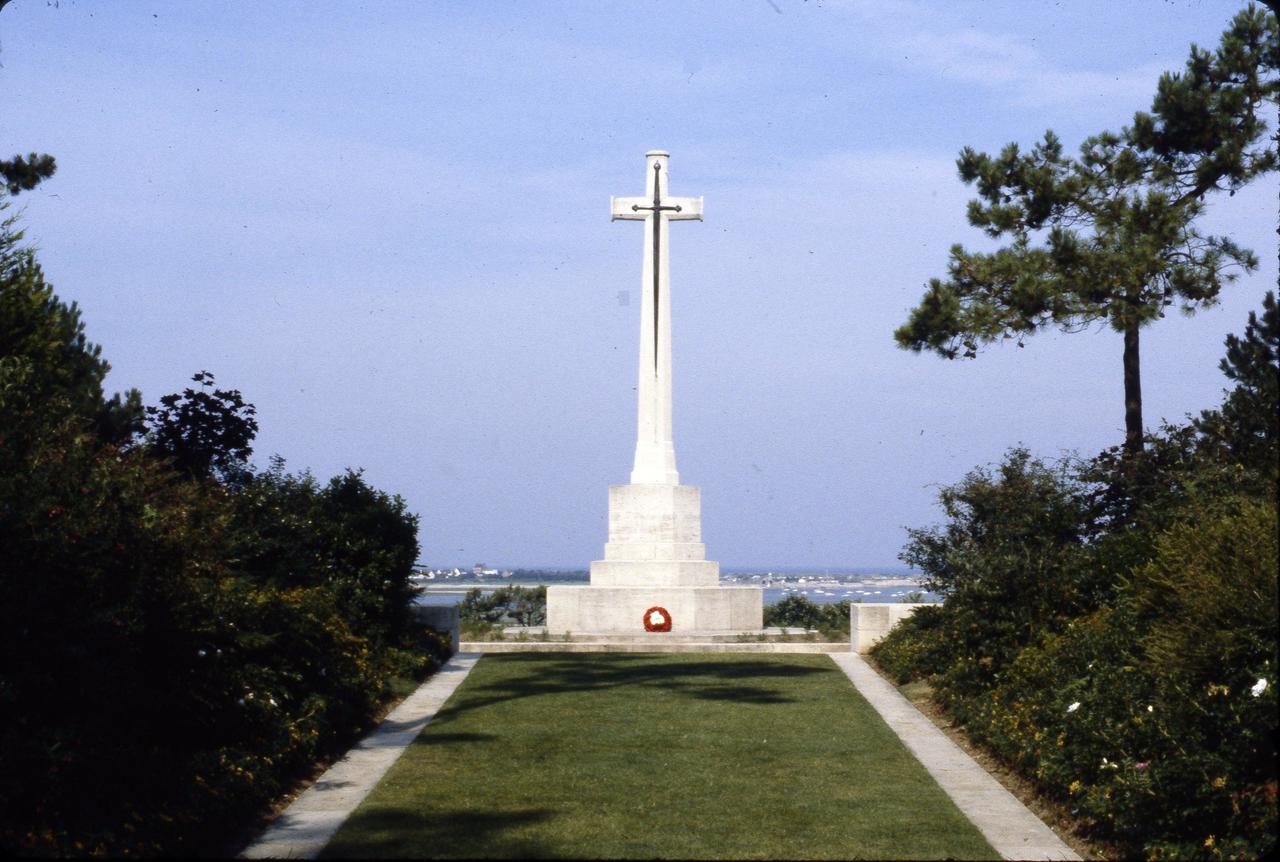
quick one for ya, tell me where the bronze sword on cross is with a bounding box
[610,153,703,376]
[633,162,684,374]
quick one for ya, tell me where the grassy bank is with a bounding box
[321,653,994,860]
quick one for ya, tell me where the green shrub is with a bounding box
[1,352,435,855]
[459,586,546,627]
[460,619,505,641]
[896,449,1096,697]
[0,418,443,856]
[0,192,441,856]
[1129,497,1278,690]
[762,594,850,638]
[1124,498,1278,858]
[869,604,947,684]
[897,498,1279,858]
[764,593,823,629]
[229,459,420,647]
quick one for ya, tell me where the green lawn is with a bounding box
[321,653,995,860]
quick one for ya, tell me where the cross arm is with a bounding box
[664,196,703,221]
[610,196,649,221]
[610,195,704,221]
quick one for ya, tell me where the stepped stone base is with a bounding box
[548,481,764,634]
[590,559,720,587]
[546,586,762,635]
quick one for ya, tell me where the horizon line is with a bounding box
[419,563,916,573]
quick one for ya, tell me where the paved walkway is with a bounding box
[829,653,1081,861]
[239,653,482,860]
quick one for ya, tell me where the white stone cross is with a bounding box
[610,151,703,485]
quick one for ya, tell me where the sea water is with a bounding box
[413,571,939,607]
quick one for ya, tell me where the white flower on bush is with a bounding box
[1066,701,1080,713]
[1251,678,1268,697]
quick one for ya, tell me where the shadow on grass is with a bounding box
[413,731,498,745]
[431,654,835,720]
[322,807,556,859]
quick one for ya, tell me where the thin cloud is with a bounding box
[844,0,1169,112]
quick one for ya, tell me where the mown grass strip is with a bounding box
[321,653,995,860]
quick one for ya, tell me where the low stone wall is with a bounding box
[411,604,460,655]
[850,603,938,653]
[546,585,762,634]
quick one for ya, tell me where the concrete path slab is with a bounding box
[829,653,1080,861]
[239,653,482,860]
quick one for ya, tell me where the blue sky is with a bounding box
[2,1,1275,568]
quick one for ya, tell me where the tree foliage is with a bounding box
[0,198,143,446]
[762,593,851,635]
[230,460,422,646]
[874,290,1280,858]
[1197,290,1279,471]
[459,586,547,627]
[898,450,1099,695]
[895,5,1278,453]
[0,198,441,855]
[0,152,56,196]
[146,371,258,483]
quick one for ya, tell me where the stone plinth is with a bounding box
[592,484,718,586]
[546,585,762,634]
[850,603,938,653]
[411,603,460,655]
[545,482,763,635]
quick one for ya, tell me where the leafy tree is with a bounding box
[895,6,1278,454]
[0,411,236,856]
[763,593,824,630]
[145,371,259,483]
[315,469,421,643]
[899,449,1096,696]
[762,593,851,634]
[229,459,421,645]
[459,586,547,627]
[0,175,439,855]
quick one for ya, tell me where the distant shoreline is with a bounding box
[415,573,924,592]
[419,566,914,576]
[413,573,938,607]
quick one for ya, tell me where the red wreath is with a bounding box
[643,606,672,632]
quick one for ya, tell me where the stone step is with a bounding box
[501,627,819,642]
[459,640,852,654]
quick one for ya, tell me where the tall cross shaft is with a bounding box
[610,151,703,485]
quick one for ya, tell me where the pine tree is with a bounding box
[0,153,56,196]
[895,5,1278,455]
[0,191,144,446]
[1197,291,1279,472]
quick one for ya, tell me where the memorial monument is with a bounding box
[546,151,763,635]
